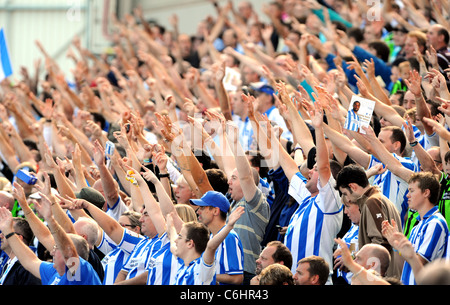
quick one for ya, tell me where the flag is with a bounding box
[0,28,13,81]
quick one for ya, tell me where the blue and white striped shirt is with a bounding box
[146,242,183,285]
[285,173,343,277]
[402,124,438,168]
[173,256,216,285]
[99,229,143,285]
[344,110,360,132]
[122,234,163,280]
[214,227,244,284]
[368,154,419,225]
[402,207,449,285]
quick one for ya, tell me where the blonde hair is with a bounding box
[175,204,198,222]
[0,177,12,192]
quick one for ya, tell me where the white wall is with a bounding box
[0,0,116,82]
[137,0,268,36]
[0,0,267,83]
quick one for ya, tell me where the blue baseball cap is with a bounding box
[250,82,275,96]
[190,191,230,213]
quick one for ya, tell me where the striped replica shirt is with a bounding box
[229,188,270,275]
[368,154,419,225]
[173,256,216,285]
[402,207,449,285]
[98,229,144,285]
[146,242,183,285]
[285,173,343,277]
[335,224,359,284]
[214,227,244,284]
[122,234,163,280]
[344,110,360,132]
[402,124,437,168]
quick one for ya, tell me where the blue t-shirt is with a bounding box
[39,257,101,285]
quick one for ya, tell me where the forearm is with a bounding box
[50,195,77,235]
[366,137,413,181]
[98,163,120,206]
[203,223,234,265]
[85,202,124,244]
[46,216,78,262]
[288,106,315,156]
[323,124,370,168]
[137,179,166,234]
[186,153,213,195]
[216,82,232,121]
[411,143,440,175]
[414,94,434,135]
[21,202,55,251]
[51,167,76,199]
[315,125,331,184]
[3,232,42,279]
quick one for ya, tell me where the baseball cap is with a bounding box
[250,82,275,96]
[190,191,230,213]
[75,187,106,209]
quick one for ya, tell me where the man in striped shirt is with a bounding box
[168,206,245,285]
[192,191,244,285]
[386,172,449,285]
[272,99,343,284]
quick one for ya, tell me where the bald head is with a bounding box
[354,243,391,276]
[0,191,15,211]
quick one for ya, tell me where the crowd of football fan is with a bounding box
[1,0,450,286]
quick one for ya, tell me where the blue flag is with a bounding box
[0,28,13,81]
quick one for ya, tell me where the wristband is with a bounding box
[159,173,170,178]
[5,232,16,239]
[410,141,418,147]
[353,267,364,279]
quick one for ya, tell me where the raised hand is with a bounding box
[0,207,14,234]
[227,206,245,227]
[404,70,423,97]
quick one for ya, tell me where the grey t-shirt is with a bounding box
[229,188,270,274]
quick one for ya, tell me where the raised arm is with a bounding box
[92,140,121,209]
[225,121,258,201]
[361,125,414,182]
[404,70,434,136]
[126,166,167,236]
[323,123,371,169]
[38,192,81,275]
[275,81,316,157]
[203,206,245,265]
[67,196,125,246]
[12,182,54,252]
[309,92,332,187]
[382,219,424,277]
[0,207,43,279]
[402,117,440,176]
[355,75,405,128]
